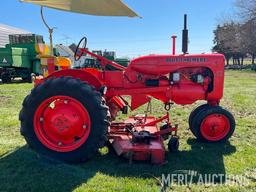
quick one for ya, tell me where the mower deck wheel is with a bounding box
[160,124,170,140]
[168,136,179,152]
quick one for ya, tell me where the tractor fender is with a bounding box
[45,69,103,89]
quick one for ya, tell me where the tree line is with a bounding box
[213,0,256,66]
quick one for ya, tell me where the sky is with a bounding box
[0,0,235,58]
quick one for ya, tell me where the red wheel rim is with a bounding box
[34,96,91,152]
[200,114,230,141]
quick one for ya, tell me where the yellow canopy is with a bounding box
[21,0,139,17]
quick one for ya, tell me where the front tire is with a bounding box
[189,104,210,129]
[19,77,109,163]
[190,106,235,142]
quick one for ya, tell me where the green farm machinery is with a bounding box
[0,34,48,83]
[0,33,128,83]
[92,50,129,70]
[72,50,129,70]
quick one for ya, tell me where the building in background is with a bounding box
[0,24,30,47]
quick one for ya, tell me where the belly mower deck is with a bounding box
[108,113,178,164]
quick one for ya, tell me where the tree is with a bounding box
[213,22,244,65]
[240,19,256,64]
[213,25,231,65]
[236,0,256,20]
[236,0,256,64]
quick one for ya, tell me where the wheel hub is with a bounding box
[200,114,230,141]
[52,115,71,132]
[34,96,91,152]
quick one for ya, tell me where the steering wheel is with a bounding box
[74,37,87,61]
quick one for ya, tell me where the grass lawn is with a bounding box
[0,70,256,192]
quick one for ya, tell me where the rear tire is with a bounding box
[190,106,235,142]
[19,77,109,163]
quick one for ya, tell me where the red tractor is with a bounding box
[19,15,235,164]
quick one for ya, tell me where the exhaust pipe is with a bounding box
[171,35,177,55]
[182,14,188,54]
